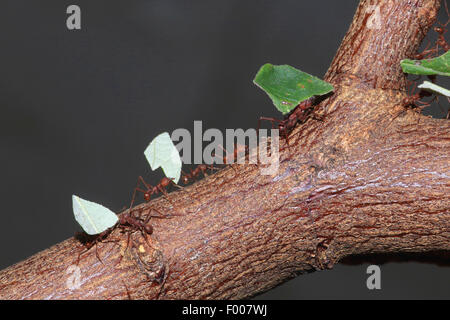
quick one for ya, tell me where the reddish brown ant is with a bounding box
[131,176,182,207]
[221,143,249,164]
[181,164,218,185]
[413,3,449,59]
[434,27,449,52]
[402,81,433,110]
[258,97,316,147]
[210,143,250,169]
[433,1,449,53]
[76,206,167,265]
[414,41,438,60]
[389,82,435,125]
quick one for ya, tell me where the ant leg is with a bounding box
[128,186,140,213]
[76,245,90,266]
[416,99,432,110]
[129,176,153,211]
[415,39,439,59]
[76,238,98,265]
[234,144,249,165]
[122,281,132,300]
[438,1,450,28]
[143,207,182,224]
[128,186,150,213]
[94,241,105,266]
[138,176,152,190]
[202,163,222,175]
[144,208,159,224]
[156,185,175,206]
[217,144,228,164]
[257,117,283,145]
[169,180,184,190]
[407,80,418,96]
[258,117,283,129]
[387,107,408,128]
[217,144,237,172]
[77,238,105,266]
[420,41,432,57]
[208,164,220,173]
[259,116,290,155]
[195,167,208,177]
[155,263,169,299]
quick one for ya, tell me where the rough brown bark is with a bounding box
[0,0,448,299]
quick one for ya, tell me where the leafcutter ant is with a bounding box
[258,97,317,148]
[434,1,449,52]
[181,164,218,185]
[130,176,182,208]
[76,206,172,265]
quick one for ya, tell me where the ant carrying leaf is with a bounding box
[144,132,182,184]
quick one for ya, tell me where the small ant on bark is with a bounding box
[433,1,449,52]
[389,81,435,125]
[210,143,250,169]
[258,97,317,147]
[414,3,449,59]
[414,41,438,60]
[402,83,433,110]
[130,176,182,207]
[181,164,218,185]
[220,143,249,164]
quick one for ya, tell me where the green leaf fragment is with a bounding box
[400,51,450,76]
[418,81,450,97]
[72,195,118,235]
[144,132,182,184]
[253,63,334,114]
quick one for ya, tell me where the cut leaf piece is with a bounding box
[72,195,118,235]
[253,63,334,114]
[144,132,182,184]
[400,51,450,76]
[418,81,450,97]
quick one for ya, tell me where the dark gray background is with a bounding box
[0,0,448,299]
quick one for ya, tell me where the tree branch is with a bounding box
[0,0,448,299]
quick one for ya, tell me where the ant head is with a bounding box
[434,26,444,34]
[161,177,172,187]
[144,192,151,202]
[402,96,411,105]
[144,224,153,235]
